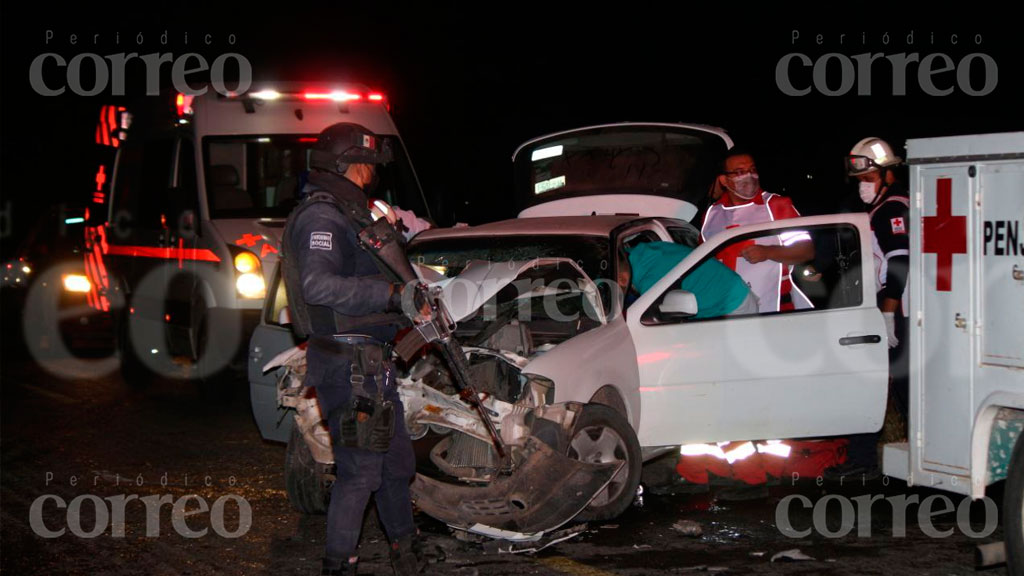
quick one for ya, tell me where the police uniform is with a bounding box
[700,190,812,312]
[282,169,417,573]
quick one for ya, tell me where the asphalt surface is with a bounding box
[0,337,1010,575]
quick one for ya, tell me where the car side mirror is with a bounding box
[658,290,698,318]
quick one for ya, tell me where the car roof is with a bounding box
[410,215,681,244]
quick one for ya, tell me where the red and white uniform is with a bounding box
[701,191,812,313]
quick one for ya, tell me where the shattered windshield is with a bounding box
[407,234,612,284]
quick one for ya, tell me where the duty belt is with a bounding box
[308,334,394,360]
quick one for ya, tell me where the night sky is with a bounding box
[2,3,1023,258]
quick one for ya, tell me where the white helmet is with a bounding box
[847,137,902,176]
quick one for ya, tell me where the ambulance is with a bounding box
[880,132,1024,572]
[84,84,431,383]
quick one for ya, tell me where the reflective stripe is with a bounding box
[780,230,811,246]
[885,249,910,260]
[106,244,221,262]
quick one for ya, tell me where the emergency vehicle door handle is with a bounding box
[839,335,881,346]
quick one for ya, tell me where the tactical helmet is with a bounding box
[309,122,394,175]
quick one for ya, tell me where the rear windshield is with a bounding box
[513,125,728,213]
[203,134,425,219]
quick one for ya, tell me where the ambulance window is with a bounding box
[641,224,864,324]
[111,138,175,231]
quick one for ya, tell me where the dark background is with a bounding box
[2,3,1023,258]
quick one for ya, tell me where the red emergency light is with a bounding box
[303,91,362,102]
[176,93,194,116]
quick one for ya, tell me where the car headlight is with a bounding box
[236,273,266,299]
[520,373,555,405]
[62,274,92,293]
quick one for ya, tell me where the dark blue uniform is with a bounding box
[284,171,416,568]
[845,182,911,472]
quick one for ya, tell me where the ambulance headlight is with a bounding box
[236,273,266,299]
[63,274,92,293]
[234,252,260,274]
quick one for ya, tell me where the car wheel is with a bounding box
[286,423,330,515]
[1005,433,1024,576]
[567,404,641,521]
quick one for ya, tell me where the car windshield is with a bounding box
[203,134,425,219]
[407,234,612,284]
[513,125,728,214]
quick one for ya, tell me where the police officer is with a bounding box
[281,122,428,575]
[826,137,910,481]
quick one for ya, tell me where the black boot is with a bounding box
[321,558,357,576]
[389,533,425,575]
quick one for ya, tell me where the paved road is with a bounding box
[1,346,1007,575]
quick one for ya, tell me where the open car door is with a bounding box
[625,213,889,446]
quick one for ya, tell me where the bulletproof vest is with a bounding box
[280,189,406,339]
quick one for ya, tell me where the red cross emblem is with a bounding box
[95,165,107,191]
[922,178,966,292]
[235,233,262,247]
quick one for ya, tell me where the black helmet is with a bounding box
[309,122,394,175]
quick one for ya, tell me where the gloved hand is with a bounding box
[883,311,899,349]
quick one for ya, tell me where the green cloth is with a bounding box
[628,242,750,319]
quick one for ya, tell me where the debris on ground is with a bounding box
[479,524,588,554]
[671,520,704,537]
[770,549,816,562]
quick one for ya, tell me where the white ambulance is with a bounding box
[87,84,430,383]
[881,132,1024,572]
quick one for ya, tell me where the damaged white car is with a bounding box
[248,123,890,540]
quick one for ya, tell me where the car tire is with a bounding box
[567,404,642,522]
[286,423,330,515]
[1005,433,1024,576]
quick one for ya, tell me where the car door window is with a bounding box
[265,267,290,326]
[642,223,863,324]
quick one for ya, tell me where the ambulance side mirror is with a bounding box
[658,290,698,318]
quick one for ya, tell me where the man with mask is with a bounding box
[281,122,430,575]
[700,148,814,313]
[825,137,910,482]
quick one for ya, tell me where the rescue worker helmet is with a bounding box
[846,137,902,176]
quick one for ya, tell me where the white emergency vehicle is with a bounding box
[881,132,1024,572]
[85,84,430,382]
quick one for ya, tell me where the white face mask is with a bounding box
[859,180,879,204]
[729,173,760,200]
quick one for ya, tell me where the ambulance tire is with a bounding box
[195,310,235,403]
[116,308,153,389]
[1005,434,1024,575]
[285,424,330,515]
[568,404,642,521]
